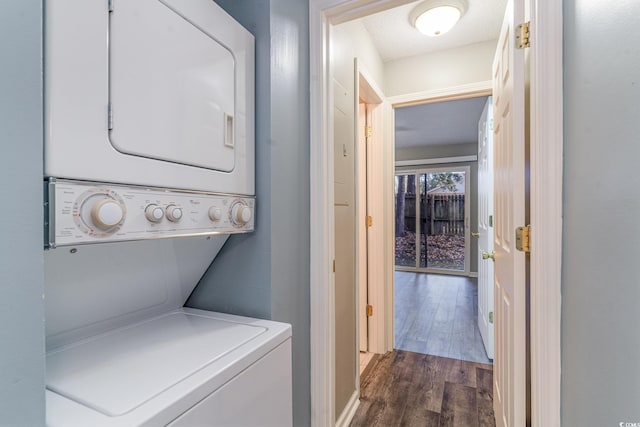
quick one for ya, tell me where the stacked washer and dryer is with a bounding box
[43,1,292,426]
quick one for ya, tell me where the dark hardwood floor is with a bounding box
[395,272,492,364]
[350,350,495,427]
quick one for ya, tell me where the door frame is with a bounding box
[394,165,471,275]
[355,61,387,357]
[309,1,563,426]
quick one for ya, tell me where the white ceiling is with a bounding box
[395,96,489,149]
[350,0,504,150]
[358,0,507,62]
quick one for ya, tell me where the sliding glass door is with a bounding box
[394,174,416,267]
[395,166,470,274]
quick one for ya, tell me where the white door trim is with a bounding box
[309,1,562,426]
[356,101,368,354]
[395,155,478,166]
[529,1,563,426]
[356,60,388,356]
[387,80,492,107]
[309,2,339,426]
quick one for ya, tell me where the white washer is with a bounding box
[44,236,293,427]
[46,309,292,427]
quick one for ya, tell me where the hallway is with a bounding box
[395,272,492,364]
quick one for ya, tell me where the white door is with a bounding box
[333,79,357,409]
[492,0,527,426]
[477,96,495,360]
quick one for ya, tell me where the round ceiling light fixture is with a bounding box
[409,0,468,37]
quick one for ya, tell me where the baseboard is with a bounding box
[335,390,360,427]
[468,271,478,278]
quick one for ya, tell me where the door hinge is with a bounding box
[366,215,373,228]
[332,259,336,273]
[516,21,530,49]
[488,215,493,227]
[366,304,373,317]
[365,126,373,139]
[489,311,494,324]
[515,225,531,253]
[108,0,114,12]
[107,103,113,130]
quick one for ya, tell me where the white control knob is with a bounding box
[231,203,252,225]
[91,199,124,230]
[208,207,223,222]
[145,204,164,223]
[165,205,182,222]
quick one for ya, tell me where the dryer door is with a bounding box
[109,0,236,172]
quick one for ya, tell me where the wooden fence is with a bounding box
[402,194,465,236]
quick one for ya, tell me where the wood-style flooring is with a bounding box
[395,272,492,364]
[350,350,495,427]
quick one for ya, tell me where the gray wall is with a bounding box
[268,2,311,425]
[189,0,273,319]
[395,143,479,274]
[0,1,46,425]
[187,1,310,425]
[396,143,478,160]
[562,0,640,425]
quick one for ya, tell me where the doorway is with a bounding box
[311,1,564,426]
[391,95,492,369]
[356,68,385,368]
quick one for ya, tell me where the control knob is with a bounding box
[145,204,164,223]
[165,205,183,222]
[91,199,125,230]
[208,207,223,222]
[231,202,252,225]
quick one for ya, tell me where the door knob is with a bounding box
[482,251,495,261]
[471,232,480,238]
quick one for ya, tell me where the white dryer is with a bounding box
[43,1,292,426]
[45,0,254,195]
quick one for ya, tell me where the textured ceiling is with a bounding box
[395,96,489,149]
[358,0,507,62]
[351,0,504,150]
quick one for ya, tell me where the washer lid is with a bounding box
[109,0,236,172]
[46,312,266,416]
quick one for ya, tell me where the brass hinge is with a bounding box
[516,21,530,49]
[365,126,373,138]
[332,259,336,272]
[489,311,494,324]
[366,215,373,227]
[366,304,373,317]
[515,225,531,253]
[107,103,113,130]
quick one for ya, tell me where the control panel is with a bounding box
[46,179,254,247]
